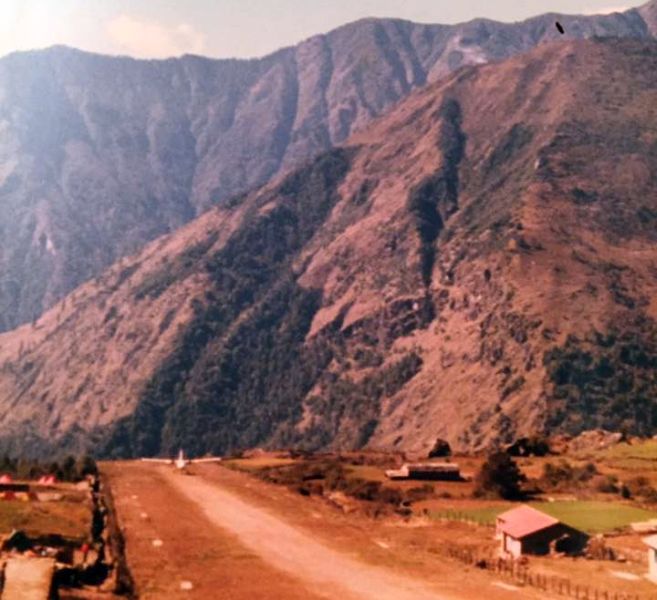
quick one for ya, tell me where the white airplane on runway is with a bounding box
[141,449,222,471]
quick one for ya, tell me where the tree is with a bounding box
[76,455,98,478]
[474,451,525,499]
[428,438,451,458]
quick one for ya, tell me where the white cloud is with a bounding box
[106,14,206,59]
[582,5,631,14]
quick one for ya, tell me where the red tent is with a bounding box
[0,474,13,484]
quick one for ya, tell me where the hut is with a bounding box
[385,462,461,481]
[37,475,57,486]
[496,505,588,558]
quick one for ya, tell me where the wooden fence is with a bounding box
[432,509,496,528]
[445,545,650,600]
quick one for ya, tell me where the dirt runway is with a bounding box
[164,467,452,600]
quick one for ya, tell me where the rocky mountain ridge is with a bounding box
[0,1,656,331]
[0,36,655,457]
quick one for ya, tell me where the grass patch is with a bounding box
[0,500,90,540]
[593,440,657,461]
[344,465,389,483]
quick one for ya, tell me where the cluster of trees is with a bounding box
[0,454,97,482]
[544,325,657,436]
[304,351,423,450]
[407,98,465,287]
[474,449,657,505]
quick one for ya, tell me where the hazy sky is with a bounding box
[0,0,646,60]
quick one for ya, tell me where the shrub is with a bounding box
[404,484,435,503]
[541,460,597,490]
[506,436,550,457]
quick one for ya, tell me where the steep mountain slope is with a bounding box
[0,37,656,458]
[0,3,655,332]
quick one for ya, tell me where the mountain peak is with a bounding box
[639,0,657,34]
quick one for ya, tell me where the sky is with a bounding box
[0,0,646,60]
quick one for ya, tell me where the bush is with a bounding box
[541,460,597,490]
[624,476,657,501]
[506,436,550,457]
[593,474,619,494]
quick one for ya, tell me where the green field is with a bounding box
[432,501,657,533]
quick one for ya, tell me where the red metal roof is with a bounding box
[496,505,559,539]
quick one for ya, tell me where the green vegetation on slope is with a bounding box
[102,148,354,458]
[545,322,657,435]
[0,501,90,540]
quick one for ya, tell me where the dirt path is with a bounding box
[164,468,454,600]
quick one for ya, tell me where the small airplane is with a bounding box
[141,449,222,471]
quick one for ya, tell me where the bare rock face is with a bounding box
[566,430,625,453]
[0,37,656,458]
[0,4,655,332]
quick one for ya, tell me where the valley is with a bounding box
[101,439,657,599]
[2,4,657,597]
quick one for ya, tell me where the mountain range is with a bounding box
[0,26,655,456]
[0,1,656,333]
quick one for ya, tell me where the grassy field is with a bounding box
[538,501,657,533]
[431,500,657,533]
[589,440,657,461]
[223,457,299,471]
[579,440,657,476]
[0,499,90,540]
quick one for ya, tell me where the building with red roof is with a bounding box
[496,505,588,558]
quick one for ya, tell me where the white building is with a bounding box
[643,534,657,581]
